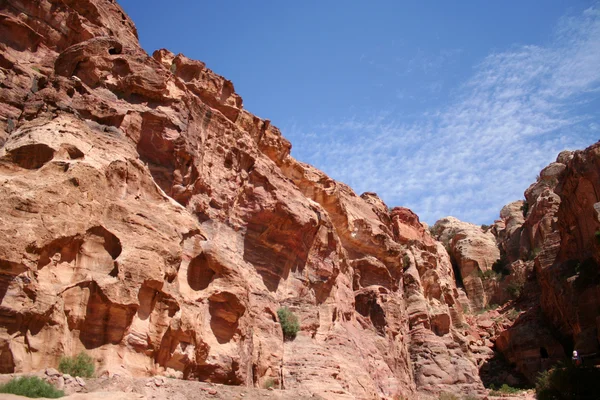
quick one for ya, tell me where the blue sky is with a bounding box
[118,1,600,224]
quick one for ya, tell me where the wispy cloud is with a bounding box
[286,5,600,225]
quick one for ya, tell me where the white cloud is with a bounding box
[286,5,600,225]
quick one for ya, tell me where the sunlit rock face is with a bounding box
[466,145,600,384]
[431,217,500,311]
[1,0,598,399]
[0,1,492,398]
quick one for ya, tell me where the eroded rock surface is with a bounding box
[473,146,600,385]
[1,0,598,399]
[432,217,500,310]
[0,1,491,398]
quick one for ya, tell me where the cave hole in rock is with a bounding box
[112,58,130,77]
[243,208,313,292]
[252,364,258,387]
[86,226,122,259]
[540,347,549,359]
[574,257,600,290]
[74,227,122,276]
[0,343,14,373]
[193,361,243,385]
[64,282,137,349]
[155,326,203,377]
[34,227,121,277]
[449,254,465,290]
[431,313,451,336]
[479,350,530,388]
[187,253,216,291]
[8,143,55,169]
[208,292,245,344]
[556,331,575,359]
[109,262,119,277]
[355,292,387,336]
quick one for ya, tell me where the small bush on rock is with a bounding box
[506,280,524,298]
[490,383,521,395]
[277,307,300,341]
[0,376,64,398]
[479,269,500,281]
[58,352,95,378]
[263,378,276,389]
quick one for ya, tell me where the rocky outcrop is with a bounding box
[534,146,600,355]
[476,145,600,384]
[0,1,493,399]
[432,217,500,310]
[1,0,598,398]
[280,158,485,396]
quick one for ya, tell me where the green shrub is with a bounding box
[490,383,521,395]
[476,303,499,315]
[402,254,411,269]
[263,378,276,389]
[506,280,524,298]
[277,307,300,341]
[58,352,95,378]
[507,308,520,320]
[481,224,491,231]
[529,247,541,261]
[429,225,439,237]
[439,393,477,400]
[535,362,600,399]
[479,269,500,281]
[0,376,64,398]
[573,257,600,290]
[595,230,600,244]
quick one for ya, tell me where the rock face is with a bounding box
[432,217,500,310]
[0,1,490,399]
[483,146,600,383]
[1,0,598,398]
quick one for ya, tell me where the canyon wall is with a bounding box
[1,1,599,398]
[489,146,600,383]
[0,1,490,398]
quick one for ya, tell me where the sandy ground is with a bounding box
[0,372,539,399]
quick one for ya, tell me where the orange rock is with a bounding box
[1,0,597,398]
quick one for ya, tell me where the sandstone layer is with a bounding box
[487,146,600,383]
[1,0,599,398]
[432,217,500,310]
[0,1,493,399]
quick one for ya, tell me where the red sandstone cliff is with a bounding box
[485,146,600,384]
[0,1,598,399]
[0,1,489,399]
